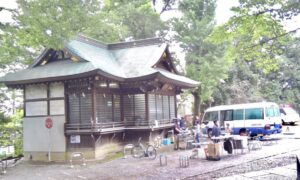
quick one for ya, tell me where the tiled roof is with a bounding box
[0,35,199,88]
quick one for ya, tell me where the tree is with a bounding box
[213,59,264,105]
[85,0,166,41]
[0,0,166,66]
[209,0,300,73]
[264,38,300,111]
[170,0,232,119]
[0,110,23,157]
[0,0,101,65]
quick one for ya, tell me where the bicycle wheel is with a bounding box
[132,146,144,158]
[146,145,157,160]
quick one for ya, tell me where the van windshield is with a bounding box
[203,111,218,121]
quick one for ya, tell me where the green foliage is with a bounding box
[99,0,166,40]
[15,0,100,49]
[209,0,299,73]
[0,0,165,65]
[171,0,232,104]
[0,110,23,156]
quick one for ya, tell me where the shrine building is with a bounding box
[0,35,198,161]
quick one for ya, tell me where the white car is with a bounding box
[280,106,300,125]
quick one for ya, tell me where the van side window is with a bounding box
[274,107,281,117]
[233,109,244,120]
[203,111,218,121]
[221,110,233,121]
[266,107,275,117]
[245,108,263,120]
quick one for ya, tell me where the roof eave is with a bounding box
[157,73,199,88]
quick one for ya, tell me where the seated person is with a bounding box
[239,128,248,136]
[225,123,232,134]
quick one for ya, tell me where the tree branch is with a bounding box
[0,7,17,13]
[245,28,300,50]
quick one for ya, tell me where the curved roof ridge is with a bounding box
[75,35,108,49]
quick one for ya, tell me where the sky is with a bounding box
[0,0,17,23]
[0,0,240,24]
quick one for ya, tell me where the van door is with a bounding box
[245,108,264,134]
[266,105,281,127]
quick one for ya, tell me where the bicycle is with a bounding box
[132,137,157,160]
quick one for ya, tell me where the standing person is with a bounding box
[174,119,181,150]
[195,115,201,125]
[195,119,201,145]
[211,120,221,137]
[180,116,185,129]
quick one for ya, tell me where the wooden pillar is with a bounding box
[91,78,97,124]
[64,82,69,123]
[23,86,26,117]
[121,94,124,124]
[112,94,115,123]
[175,95,177,118]
[46,83,50,116]
[145,93,149,125]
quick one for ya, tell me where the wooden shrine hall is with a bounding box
[0,35,198,161]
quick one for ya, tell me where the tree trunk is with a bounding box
[192,92,201,125]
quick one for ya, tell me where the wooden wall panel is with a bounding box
[148,94,156,121]
[113,95,121,122]
[80,93,92,124]
[68,95,80,124]
[170,96,176,119]
[96,93,113,123]
[163,95,170,120]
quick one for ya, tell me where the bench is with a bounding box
[0,155,23,174]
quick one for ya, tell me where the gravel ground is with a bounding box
[1,136,300,180]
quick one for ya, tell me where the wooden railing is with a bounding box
[65,119,174,133]
[65,122,124,131]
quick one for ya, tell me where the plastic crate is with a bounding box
[162,138,171,145]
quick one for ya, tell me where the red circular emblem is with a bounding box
[45,118,53,129]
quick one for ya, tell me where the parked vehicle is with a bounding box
[280,105,300,125]
[202,102,282,137]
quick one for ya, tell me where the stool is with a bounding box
[159,154,167,166]
[179,155,189,168]
[190,148,201,159]
[70,152,86,168]
[248,140,262,151]
[186,140,194,150]
[123,144,134,158]
[192,142,201,148]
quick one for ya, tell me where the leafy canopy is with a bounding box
[0,0,166,65]
[171,0,232,102]
[209,0,300,73]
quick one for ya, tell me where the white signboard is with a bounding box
[70,135,81,144]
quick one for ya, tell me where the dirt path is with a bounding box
[2,138,300,180]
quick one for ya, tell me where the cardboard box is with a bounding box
[207,143,220,160]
